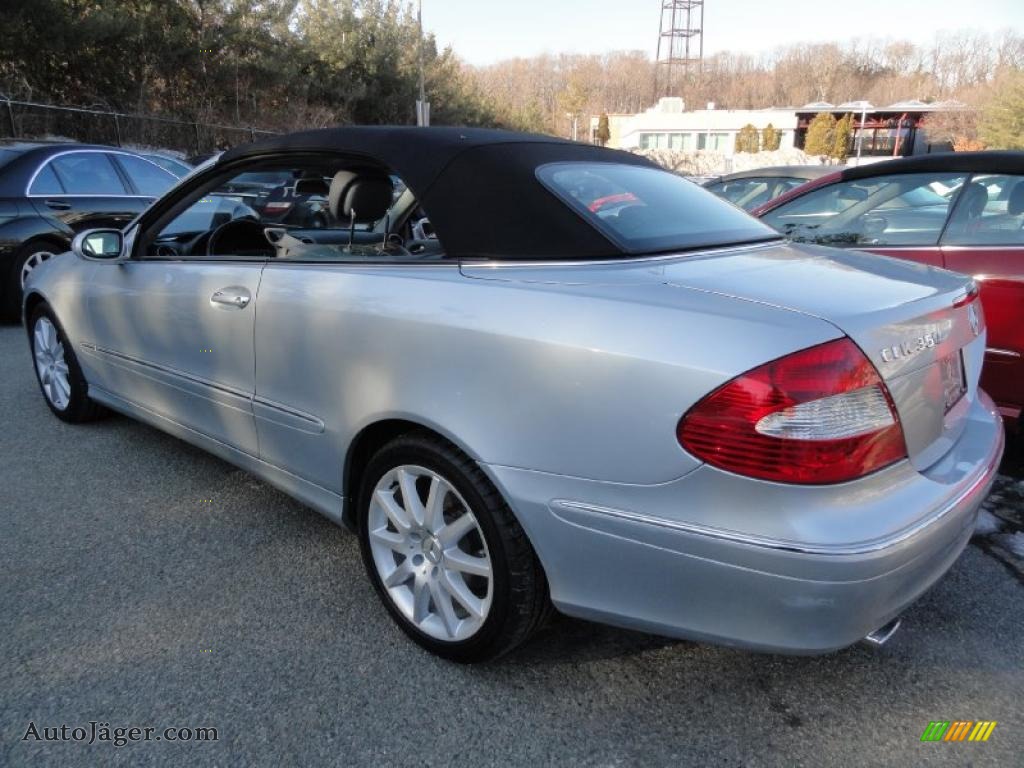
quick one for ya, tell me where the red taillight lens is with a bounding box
[677,338,907,484]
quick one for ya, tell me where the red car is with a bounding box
[754,152,1023,429]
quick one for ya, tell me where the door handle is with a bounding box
[44,199,71,211]
[211,288,251,309]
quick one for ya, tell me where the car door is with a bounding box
[82,182,265,455]
[27,150,152,231]
[940,173,1024,421]
[761,172,968,268]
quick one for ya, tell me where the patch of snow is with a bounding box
[974,509,1004,535]
[633,148,827,177]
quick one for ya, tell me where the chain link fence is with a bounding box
[1,99,279,157]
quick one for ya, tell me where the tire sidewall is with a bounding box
[357,437,514,660]
[28,304,89,421]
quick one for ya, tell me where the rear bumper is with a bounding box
[484,392,1004,654]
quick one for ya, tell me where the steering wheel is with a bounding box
[206,218,273,257]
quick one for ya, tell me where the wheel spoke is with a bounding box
[54,361,69,377]
[442,571,485,619]
[54,375,70,401]
[383,560,413,588]
[397,468,425,526]
[444,548,491,578]
[429,579,459,637]
[375,488,412,533]
[44,320,57,350]
[438,512,475,547]
[422,476,447,532]
[33,325,46,354]
[369,527,405,552]
[412,577,430,624]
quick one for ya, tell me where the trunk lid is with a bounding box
[464,241,986,470]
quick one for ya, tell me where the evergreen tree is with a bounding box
[734,123,760,153]
[832,113,854,161]
[980,71,1024,150]
[596,113,611,146]
[761,123,781,151]
[804,112,837,156]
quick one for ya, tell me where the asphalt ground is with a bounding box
[1,323,1022,768]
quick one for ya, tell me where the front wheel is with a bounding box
[357,431,551,662]
[29,305,105,422]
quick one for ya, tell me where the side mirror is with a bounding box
[72,229,125,262]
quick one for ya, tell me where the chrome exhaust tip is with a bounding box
[862,617,901,648]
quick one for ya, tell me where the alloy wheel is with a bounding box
[367,465,493,642]
[33,316,71,410]
[21,250,56,289]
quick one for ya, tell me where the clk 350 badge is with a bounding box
[880,332,939,363]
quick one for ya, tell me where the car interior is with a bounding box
[145,158,444,262]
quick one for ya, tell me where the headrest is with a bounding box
[1007,180,1024,216]
[329,170,393,224]
[960,182,988,218]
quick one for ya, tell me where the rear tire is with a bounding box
[28,304,105,423]
[357,431,550,662]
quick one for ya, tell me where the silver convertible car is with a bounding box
[24,127,1004,662]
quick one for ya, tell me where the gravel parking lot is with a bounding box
[2,323,1022,767]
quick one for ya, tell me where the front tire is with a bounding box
[357,431,550,662]
[29,305,105,423]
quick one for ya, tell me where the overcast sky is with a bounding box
[422,0,1024,65]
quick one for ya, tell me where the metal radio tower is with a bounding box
[655,0,704,98]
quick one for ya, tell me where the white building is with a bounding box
[590,98,799,155]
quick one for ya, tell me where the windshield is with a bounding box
[537,162,780,254]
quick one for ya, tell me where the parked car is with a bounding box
[753,152,1024,429]
[23,127,1003,662]
[0,142,178,320]
[141,153,193,178]
[704,165,838,211]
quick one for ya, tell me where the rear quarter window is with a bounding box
[536,162,779,254]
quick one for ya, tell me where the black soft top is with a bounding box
[220,126,658,259]
[840,150,1024,181]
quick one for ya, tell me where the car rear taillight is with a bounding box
[677,338,906,484]
[263,202,293,215]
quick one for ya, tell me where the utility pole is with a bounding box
[856,105,867,165]
[416,0,430,126]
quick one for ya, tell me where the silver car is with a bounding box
[23,127,1004,662]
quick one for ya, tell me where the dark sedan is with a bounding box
[704,165,839,211]
[754,151,1024,429]
[0,143,177,320]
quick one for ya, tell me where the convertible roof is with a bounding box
[840,150,1024,181]
[220,126,658,259]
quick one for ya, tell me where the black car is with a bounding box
[0,143,178,320]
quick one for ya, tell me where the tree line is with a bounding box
[1,4,1021,150]
[0,0,497,130]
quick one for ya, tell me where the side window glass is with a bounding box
[29,163,64,195]
[942,174,1024,246]
[50,153,127,195]
[115,154,177,196]
[763,173,966,247]
[147,163,442,261]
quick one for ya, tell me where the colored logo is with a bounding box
[921,721,996,742]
